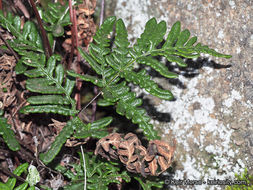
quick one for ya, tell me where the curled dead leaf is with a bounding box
[95,132,176,177]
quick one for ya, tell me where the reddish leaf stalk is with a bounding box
[0,31,19,61]
[68,0,74,66]
[69,0,82,110]
[28,0,52,58]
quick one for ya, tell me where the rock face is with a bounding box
[105,0,253,189]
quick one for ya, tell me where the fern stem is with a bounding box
[78,91,102,116]
[78,53,149,115]
[80,145,86,190]
[99,0,105,26]
[0,31,19,61]
[28,0,52,58]
[105,52,150,86]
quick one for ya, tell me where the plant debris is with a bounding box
[95,132,176,177]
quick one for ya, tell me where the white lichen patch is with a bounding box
[115,0,151,40]
[218,30,224,39]
[152,70,244,189]
[229,0,236,9]
[222,90,242,114]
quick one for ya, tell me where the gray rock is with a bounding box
[104,0,253,188]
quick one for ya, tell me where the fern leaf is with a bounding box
[67,70,104,87]
[134,176,164,190]
[14,182,29,190]
[75,17,231,140]
[38,2,71,37]
[0,116,20,151]
[93,16,116,46]
[20,105,78,116]
[175,29,191,47]
[39,117,78,164]
[0,182,10,190]
[62,152,130,190]
[136,56,178,78]
[21,54,76,114]
[115,19,130,49]
[160,20,231,64]
[74,116,113,139]
[6,163,29,189]
[195,43,232,58]
[122,70,174,100]
[26,78,64,94]
[40,116,112,164]
[134,18,166,52]
[78,48,103,75]
[0,11,43,52]
[103,82,159,140]
[26,94,69,106]
[162,21,181,48]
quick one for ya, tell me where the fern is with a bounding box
[19,54,77,116]
[134,176,164,190]
[40,116,112,164]
[37,2,71,37]
[68,16,231,140]
[0,163,38,190]
[0,113,20,151]
[225,168,253,190]
[0,11,112,165]
[56,152,131,190]
[0,7,232,189]
[0,11,44,54]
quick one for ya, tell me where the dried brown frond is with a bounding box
[95,132,176,177]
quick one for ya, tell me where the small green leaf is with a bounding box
[176,29,190,47]
[78,47,102,75]
[134,177,164,190]
[0,117,21,151]
[163,21,181,48]
[40,117,78,164]
[26,78,64,94]
[0,182,11,190]
[14,182,28,190]
[185,36,197,47]
[27,95,70,105]
[163,54,187,67]
[24,68,44,78]
[137,56,178,78]
[13,163,29,176]
[15,59,27,74]
[20,105,78,116]
[67,70,104,87]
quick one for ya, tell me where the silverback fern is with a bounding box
[0,4,231,189]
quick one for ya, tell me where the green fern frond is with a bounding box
[0,11,43,53]
[159,21,231,66]
[40,116,112,164]
[74,116,112,139]
[134,176,164,190]
[73,16,230,140]
[19,54,77,116]
[99,81,159,140]
[37,2,71,37]
[57,152,131,190]
[0,115,20,151]
[1,163,29,190]
[39,116,78,164]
